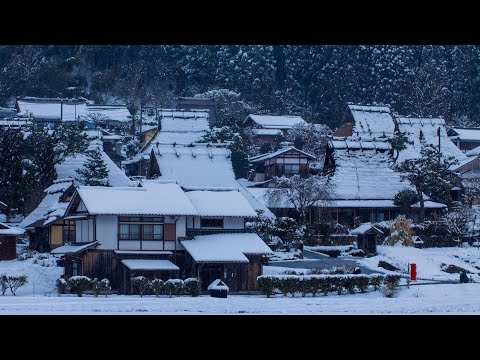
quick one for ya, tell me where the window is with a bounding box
[284,164,300,175]
[200,218,224,228]
[72,261,78,276]
[118,216,164,241]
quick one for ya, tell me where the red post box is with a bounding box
[410,263,416,281]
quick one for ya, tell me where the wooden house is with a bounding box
[249,146,316,182]
[244,114,307,148]
[177,97,218,127]
[0,223,25,260]
[123,109,210,177]
[448,127,480,152]
[86,104,132,131]
[55,183,272,293]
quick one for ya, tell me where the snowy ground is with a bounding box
[357,245,480,281]
[1,248,480,313]
[1,283,480,314]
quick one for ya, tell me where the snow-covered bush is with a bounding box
[369,275,383,290]
[383,275,401,298]
[258,277,278,298]
[131,276,150,297]
[383,215,414,246]
[164,279,184,297]
[184,278,201,297]
[150,279,164,297]
[91,278,111,297]
[68,276,91,297]
[356,276,370,293]
[56,278,68,295]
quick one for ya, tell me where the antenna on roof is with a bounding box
[191,147,196,158]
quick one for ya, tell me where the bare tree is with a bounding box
[266,174,335,225]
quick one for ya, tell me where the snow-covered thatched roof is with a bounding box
[348,104,395,138]
[0,222,25,235]
[121,259,179,271]
[250,146,316,163]
[151,144,238,188]
[87,104,132,123]
[17,98,88,122]
[245,114,306,129]
[448,127,480,141]
[19,179,75,229]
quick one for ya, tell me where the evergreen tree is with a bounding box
[388,131,411,162]
[395,146,461,221]
[0,128,29,217]
[75,149,110,186]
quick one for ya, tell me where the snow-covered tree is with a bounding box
[388,131,411,163]
[383,215,414,247]
[443,206,475,238]
[393,188,419,218]
[284,123,331,159]
[462,176,480,207]
[395,146,460,221]
[75,149,110,186]
[266,174,335,225]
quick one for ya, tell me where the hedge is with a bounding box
[257,274,400,297]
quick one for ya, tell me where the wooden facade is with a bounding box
[0,235,16,260]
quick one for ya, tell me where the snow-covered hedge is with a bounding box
[56,278,68,295]
[164,279,184,297]
[184,278,201,297]
[150,279,164,297]
[68,276,91,297]
[91,278,111,297]
[131,276,150,297]
[257,274,398,298]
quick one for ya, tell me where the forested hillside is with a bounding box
[1,45,480,127]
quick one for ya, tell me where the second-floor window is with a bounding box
[200,218,224,228]
[118,216,164,241]
[284,164,300,175]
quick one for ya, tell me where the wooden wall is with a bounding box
[0,236,16,260]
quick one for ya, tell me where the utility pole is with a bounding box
[437,127,441,163]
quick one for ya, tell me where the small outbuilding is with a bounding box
[350,222,384,255]
[0,223,25,260]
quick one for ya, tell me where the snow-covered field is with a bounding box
[1,283,480,314]
[2,248,480,313]
[357,245,480,281]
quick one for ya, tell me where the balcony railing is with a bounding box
[185,228,253,238]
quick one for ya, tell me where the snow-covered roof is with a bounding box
[114,250,173,255]
[151,144,238,188]
[182,233,273,263]
[55,141,133,187]
[245,114,307,129]
[329,145,410,200]
[17,99,88,122]
[329,139,391,151]
[0,223,25,235]
[207,279,229,291]
[19,179,75,229]
[87,105,132,123]
[75,183,198,216]
[185,190,257,217]
[350,222,384,235]
[253,129,283,136]
[448,127,480,141]
[51,241,99,254]
[466,146,480,157]
[396,117,468,164]
[412,200,447,209]
[348,104,395,138]
[237,182,276,219]
[0,119,32,127]
[121,259,179,271]
[250,146,316,163]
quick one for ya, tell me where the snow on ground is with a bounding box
[0,255,63,296]
[358,245,480,281]
[263,266,309,275]
[1,283,480,314]
[268,249,303,262]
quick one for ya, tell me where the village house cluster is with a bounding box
[2,96,480,293]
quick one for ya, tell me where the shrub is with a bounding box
[333,277,344,295]
[91,278,111,297]
[383,275,401,298]
[150,279,164,297]
[184,278,201,297]
[319,278,331,296]
[56,278,68,295]
[343,277,356,294]
[308,278,320,297]
[164,279,184,297]
[5,275,28,296]
[299,278,310,297]
[258,277,276,298]
[356,276,370,293]
[277,277,299,297]
[68,276,91,297]
[369,275,383,290]
[131,276,150,297]
[0,274,7,296]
